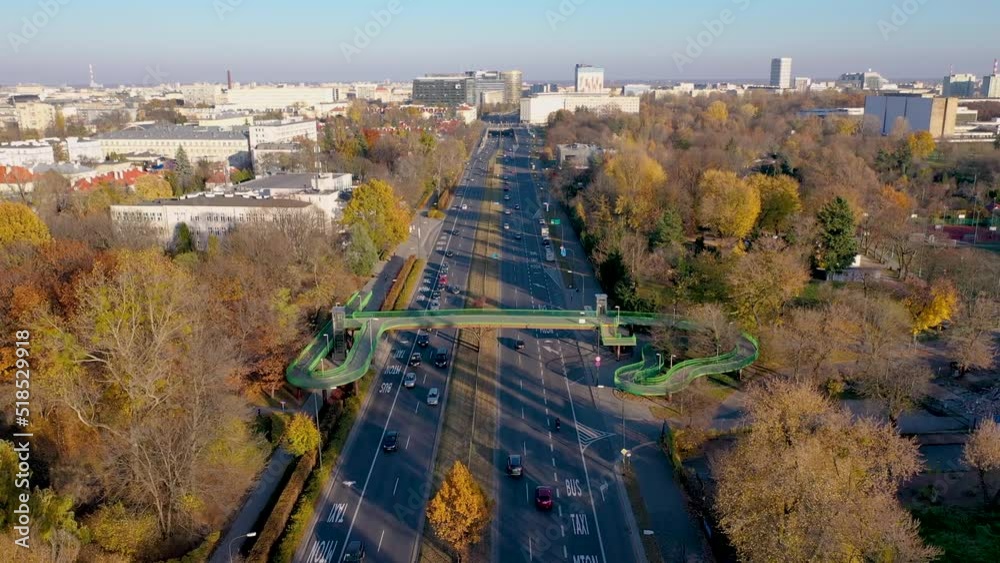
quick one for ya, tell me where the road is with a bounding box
[492,126,642,563]
[294,133,501,563]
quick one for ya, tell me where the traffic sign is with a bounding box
[551,219,561,225]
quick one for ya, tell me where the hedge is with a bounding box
[274,373,374,563]
[428,209,445,220]
[165,531,220,563]
[394,258,427,310]
[246,449,317,563]
[382,255,416,311]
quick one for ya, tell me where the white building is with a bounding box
[97,124,251,167]
[197,112,254,128]
[770,58,793,89]
[864,94,959,138]
[456,104,478,124]
[221,86,336,111]
[623,84,652,97]
[248,119,318,147]
[0,141,55,167]
[520,93,641,125]
[181,83,223,106]
[354,83,380,101]
[65,137,104,163]
[575,64,605,93]
[15,102,56,132]
[982,74,1000,99]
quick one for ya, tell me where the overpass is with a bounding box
[286,293,759,395]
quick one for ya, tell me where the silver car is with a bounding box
[427,388,440,406]
[403,372,416,389]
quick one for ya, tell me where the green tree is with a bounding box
[0,201,51,247]
[133,175,172,200]
[342,179,411,255]
[174,222,195,254]
[426,461,493,561]
[696,170,761,240]
[813,196,858,274]
[346,223,379,276]
[282,413,321,457]
[172,146,194,194]
[31,487,87,559]
[649,208,684,250]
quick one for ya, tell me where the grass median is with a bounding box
[394,258,427,310]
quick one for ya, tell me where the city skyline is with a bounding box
[2,0,997,85]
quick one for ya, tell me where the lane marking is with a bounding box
[406,435,410,450]
[377,529,385,552]
[393,477,399,496]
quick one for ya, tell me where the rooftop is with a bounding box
[132,195,312,208]
[238,173,350,192]
[98,124,248,141]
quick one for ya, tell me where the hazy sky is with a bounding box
[2,0,997,85]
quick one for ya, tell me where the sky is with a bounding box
[1,0,997,86]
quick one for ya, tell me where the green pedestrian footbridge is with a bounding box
[286,292,759,396]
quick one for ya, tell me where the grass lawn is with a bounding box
[913,505,1000,562]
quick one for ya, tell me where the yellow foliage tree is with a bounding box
[907,131,936,160]
[906,279,958,336]
[746,174,801,235]
[426,460,493,560]
[0,201,51,247]
[605,146,667,229]
[133,175,173,200]
[705,100,729,123]
[282,412,321,457]
[696,170,761,240]
[342,179,411,255]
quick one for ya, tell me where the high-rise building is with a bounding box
[575,64,605,93]
[770,58,793,89]
[943,73,978,97]
[412,75,474,106]
[982,60,1000,99]
[501,70,523,103]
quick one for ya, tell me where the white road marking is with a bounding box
[406,435,411,449]
[414,402,420,414]
[327,503,347,523]
[377,529,385,552]
[393,477,399,496]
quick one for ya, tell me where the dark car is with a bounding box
[515,233,523,241]
[343,540,365,562]
[433,347,449,368]
[382,431,399,452]
[535,486,554,510]
[409,352,422,367]
[416,333,430,347]
[515,339,526,351]
[445,250,455,258]
[506,454,523,478]
[514,204,521,210]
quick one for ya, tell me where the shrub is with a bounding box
[382,255,415,311]
[282,413,321,457]
[428,209,445,220]
[164,531,220,563]
[246,450,317,562]
[87,503,159,557]
[394,259,427,310]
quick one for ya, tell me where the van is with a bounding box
[433,347,449,368]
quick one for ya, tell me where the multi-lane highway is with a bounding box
[295,134,502,563]
[295,121,642,563]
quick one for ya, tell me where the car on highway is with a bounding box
[417,333,430,347]
[514,204,521,210]
[427,387,440,406]
[542,239,551,247]
[515,233,523,241]
[433,347,449,368]
[343,541,366,562]
[440,274,449,285]
[461,204,468,210]
[430,300,441,311]
[515,339,525,351]
[538,218,546,225]
[506,455,523,478]
[504,223,510,230]
[452,229,460,236]
[445,250,455,258]
[449,286,461,295]
[409,353,422,367]
[504,195,511,201]
[382,431,399,452]
[504,209,512,215]
[431,290,441,300]
[535,486,554,510]
[403,372,417,388]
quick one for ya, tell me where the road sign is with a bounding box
[561,246,567,257]
[551,219,561,225]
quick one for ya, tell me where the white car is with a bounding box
[461,204,468,210]
[430,300,441,311]
[427,388,440,406]
[403,372,417,389]
[504,223,510,230]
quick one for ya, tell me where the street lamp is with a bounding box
[656,353,662,368]
[228,532,257,562]
[615,305,621,329]
[670,354,677,369]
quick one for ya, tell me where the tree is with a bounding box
[857,356,932,423]
[133,175,172,200]
[704,100,729,123]
[0,201,51,247]
[342,179,411,255]
[283,413,321,457]
[906,131,936,160]
[174,222,195,254]
[687,303,739,358]
[728,242,809,329]
[346,223,379,276]
[605,146,667,230]
[964,419,1000,506]
[172,146,194,194]
[648,207,684,250]
[946,296,1000,376]
[714,381,937,563]
[30,487,85,561]
[426,461,493,561]
[905,279,958,336]
[813,196,857,274]
[696,170,760,240]
[746,173,801,235]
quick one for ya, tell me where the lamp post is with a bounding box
[228,532,257,562]
[656,353,662,369]
[670,354,677,369]
[615,305,621,329]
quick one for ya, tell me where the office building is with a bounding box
[982,60,1000,98]
[15,102,56,132]
[181,83,223,106]
[502,70,524,103]
[247,118,317,147]
[575,64,605,93]
[220,86,336,111]
[943,73,979,97]
[864,94,959,139]
[520,92,640,125]
[623,84,652,97]
[412,75,474,106]
[0,141,55,167]
[354,83,379,101]
[770,58,793,89]
[97,124,251,166]
[839,70,891,91]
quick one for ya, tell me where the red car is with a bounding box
[535,486,554,510]
[439,275,448,285]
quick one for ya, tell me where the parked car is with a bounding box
[535,486,554,510]
[403,372,417,388]
[506,455,523,478]
[382,430,399,452]
[427,387,440,406]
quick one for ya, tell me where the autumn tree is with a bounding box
[704,100,729,124]
[604,145,667,230]
[905,279,958,336]
[765,303,850,384]
[346,223,379,276]
[686,303,740,358]
[0,201,51,247]
[946,296,1000,376]
[963,419,1000,506]
[746,173,801,235]
[696,170,760,240]
[283,413,321,457]
[426,461,493,561]
[906,131,936,161]
[856,355,932,423]
[715,381,937,563]
[728,242,809,329]
[133,174,172,200]
[813,196,857,274]
[342,178,411,255]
